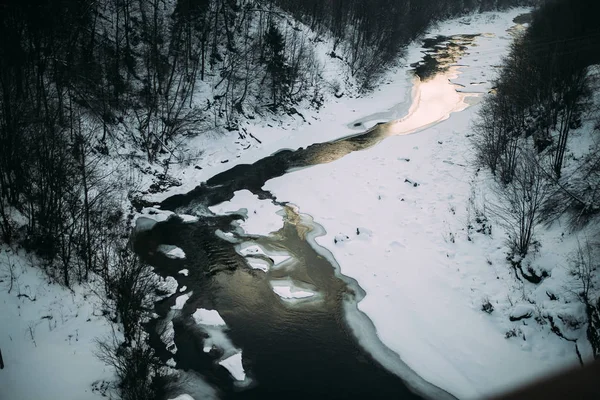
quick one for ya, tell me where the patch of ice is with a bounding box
[158,245,186,259]
[270,255,291,266]
[216,229,238,243]
[179,214,199,223]
[271,281,316,300]
[134,216,158,232]
[246,258,270,272]
[272,286,314,299]
[178,269,189,276]
[218,352,246,381]
[238,243,267,257]
[209,190,284,235]
[134,207,177,230]
[141,207,174,221]
[192,308,226,327]
[172,293,192,310]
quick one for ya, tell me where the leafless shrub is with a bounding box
[543,133,600,229]
[103,250,159,344]
[96,330,161,400]
[568,238,600,358]
[491,149,551,258]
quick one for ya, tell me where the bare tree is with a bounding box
[569,238,600,359]
[491,149,551,259]
[103,249,159,343]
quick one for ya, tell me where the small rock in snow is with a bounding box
[334,234,350,244]
[404,178,419,187]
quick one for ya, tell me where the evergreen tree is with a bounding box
[264,22,287,107]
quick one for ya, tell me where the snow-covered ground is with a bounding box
[260,8,590,400]
[0,247,114,400]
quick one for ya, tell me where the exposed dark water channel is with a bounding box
[410,34,478,81]
[137,208,424,399]
[134,34,477,400]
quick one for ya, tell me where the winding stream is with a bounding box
[134,34,483,400]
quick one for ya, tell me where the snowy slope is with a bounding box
[0,247,113,400]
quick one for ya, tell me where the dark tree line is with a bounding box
[472,0,600,358]
[0,0,301,286]
[272,0,533,87]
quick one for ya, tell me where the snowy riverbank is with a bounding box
[262,8,590,399]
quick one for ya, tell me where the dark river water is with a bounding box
[133,34,480,400]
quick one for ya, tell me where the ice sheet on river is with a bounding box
[237,242,292,272]
[190,309,251,385]
[193,308,226,327]
[263,8,579,400]
[270,279,318,302]
[209,189,284,235]
[157,244,186,259]
[218,352,247,381]
[246,257,270,272]
[171,292,191,310]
